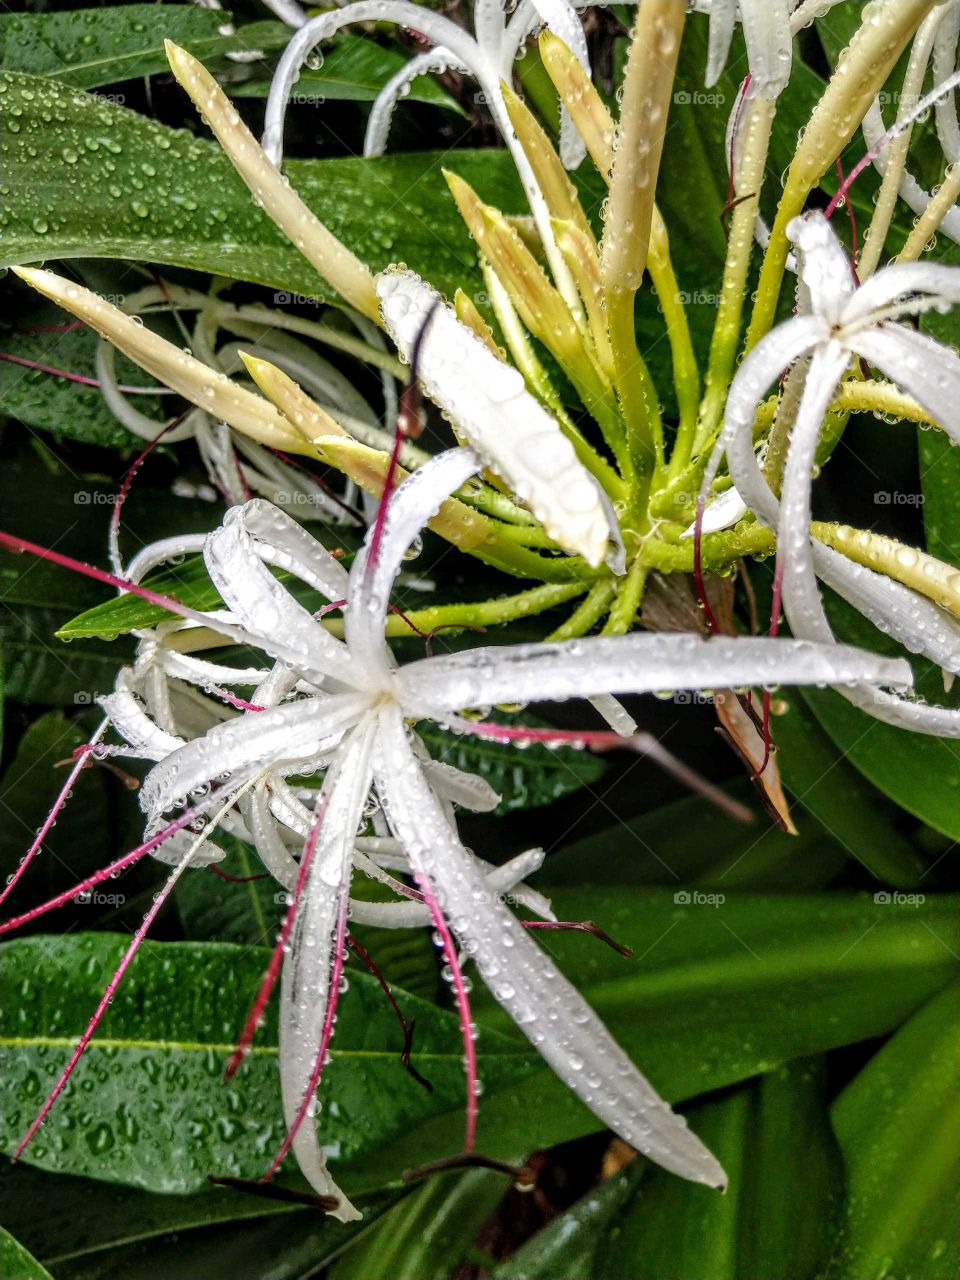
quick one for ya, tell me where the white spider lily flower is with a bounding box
[108,446,910,1210]
[377,268,623,570]
[707,210,960,733]
[261,0,592,310]
[689,0,795,98]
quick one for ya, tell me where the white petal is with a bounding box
[705,0,737,87]
[398,633,911,714]
[516,0,591,168]
[373,704,728,1189]
[588,693,638,737]
[242,784,300,890]
[364,49,467,159]
[140,693,364,818]
[204,505,359,688]
[345,448,482,674]
[239,499,352,602]
[787,213,858,325]
[846,325,960,442]
[99,676,184,762]
[420,759,501,812]
[376,272,620,568]
[843,262,960,325]
[279,720,376,1222]
[740,0,793,98]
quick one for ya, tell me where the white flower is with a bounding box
[96,444,911,1213]
[706,210,960,733]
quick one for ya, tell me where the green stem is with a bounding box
[380,581,587,638]
[546,579,618,640]
[603,555,649,635]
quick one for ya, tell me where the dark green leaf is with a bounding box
[232,34,464,111]
[329,1170,505,1280]
[773,694,928,886]
[0,1226,53,1280]
[826,982,960,1280]
[592,1060,842,1280]
[0,9,290,89]
[0,934,537,1192]
[919,427,960,568]
[0,71,524,305]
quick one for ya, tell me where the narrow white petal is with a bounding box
[846,325,960,442]
[398,633,911,714]
[740,0,793,98]
[843,262,960,325]
[238,499,352,602]
[787,213,858,325]
[280,720,376,1222]
[420,759,502,812]
[516,0,591,168]
[364,49,466,158]
[99,680,184,762]
[205,506,359,688]
[373,704,728,1189]
[242,784,300,890]
[140,693,364,818]
[377,272,620,568]
[588,694,638,736]
[705,0,737,87]
[125,535,209,585]
[345,448,482,674]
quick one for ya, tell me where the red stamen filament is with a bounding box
[693,499,722,635]
[260,891,349,1182]
[415,875,477,1153]
[0,795,223,938]
[0,728,107,912]
[0,351,165,394]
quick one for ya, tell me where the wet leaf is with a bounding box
[0,1226,53,1280]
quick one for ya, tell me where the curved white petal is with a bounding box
[398,633,911,719]
[377,274,620,568]
[420,758,502,812]
[364,49,467,159]
[204,506,359,688]
[100,680,184,762]
[506,0,590,168]
[140,693,364,818]
[788,212,858,325]
[740,0,793,99]
[242,784,300,890]
[373,703,728,1190]
[345,448,483,676]
[846,325,960,441]
[705,0,737,87]
[279,719,375,1222]
[862,99,960,246]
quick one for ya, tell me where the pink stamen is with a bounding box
[0,733,105,912]
[12,852,186,1161]
[110,416,186,574]
[207,686,265,713]
[754,551,786,780]
[835,157,860,277]
[721,76,753,227]
[260,891,349,1182]
[415,875,477,1153]
[0,352,162,394]
[267,448,362,523]
[209,865,271,884]
[0,796,221,937]
[0,530,219,629]
[224,803,326,1079]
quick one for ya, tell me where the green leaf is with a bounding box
[0,934,537,1192]
[0,1226,53,1280]
[0,9,291,89]
[0,71,524,305]
[417,715,609,815]
[542,781,848,891]
[232,34,464,112]
[0,298,155,448]
[919,427,960,568]
[827,982,960,1280]
[772,694,929,886]
[55,555,230,641]
[591,1061,842,1280]
[356,885,960,1186]
[329,1171,505,1280]
[800,590,960,843]
[492,1162,645,1280]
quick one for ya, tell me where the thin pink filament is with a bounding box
[13,856,185,1160]
[414,874,477,1153]
[0,796,221,938]
[693,498,722,635]
[0,733,104,912]
[260,890,349,1182]
[0,351,163,394]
